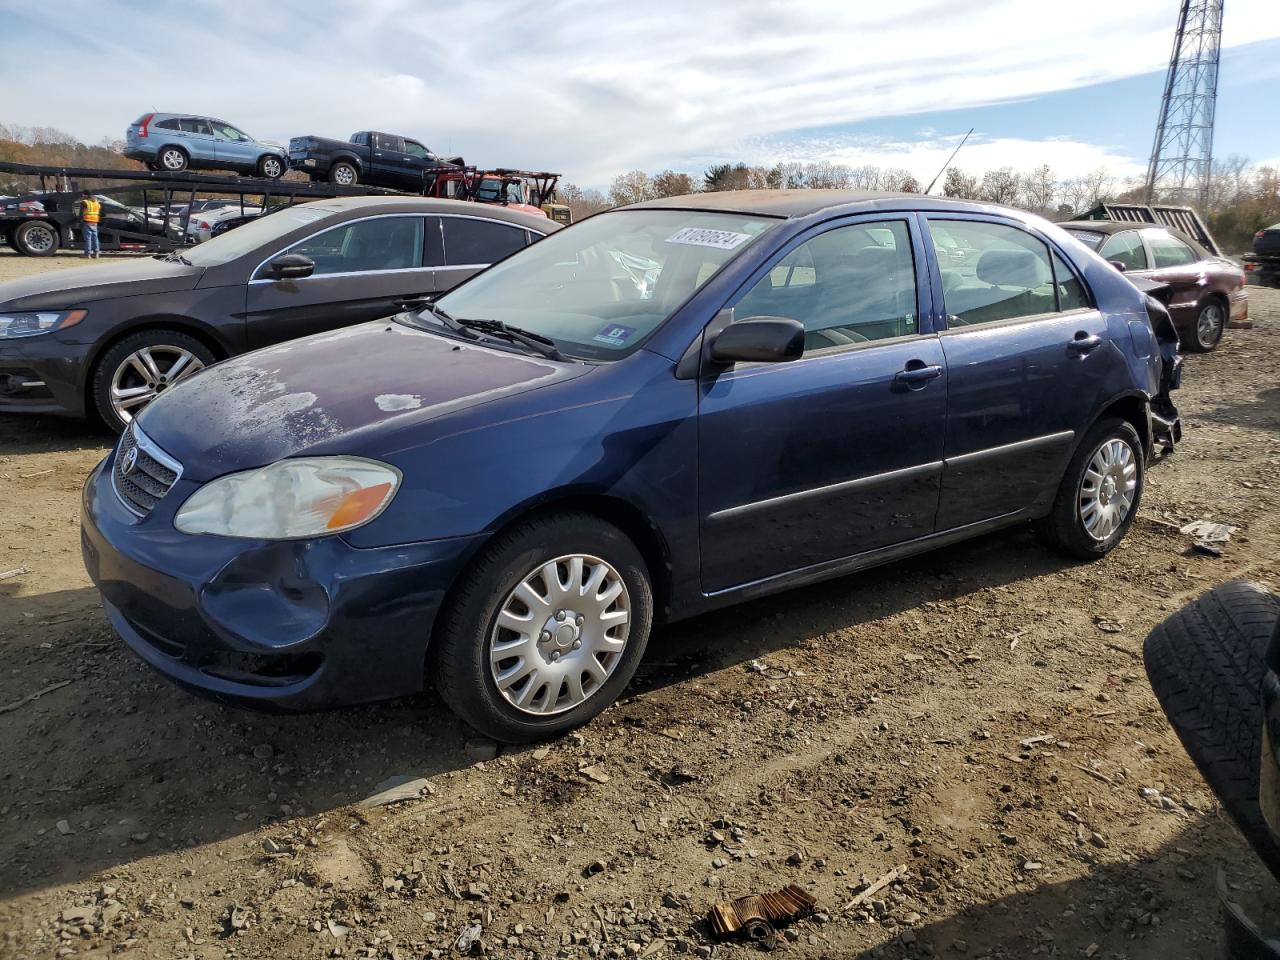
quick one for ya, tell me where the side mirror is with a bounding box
[709,316,805,364]
[268,253,315,280]
[1108,260,1128,273]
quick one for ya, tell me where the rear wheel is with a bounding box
[12,220,60,257]
[91,329,216,433]
[432,511,653,743]
[329,162,358,186]
[1036,417,1143,560]
[158,146,188,172]
[1144,582,1280,876]
[257,155,284,179]
[1186,298,1227,353]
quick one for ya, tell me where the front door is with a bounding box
[244,214,432,349]
[697,215,947,593]
[209,120,256,170]
[924,215,1116,530]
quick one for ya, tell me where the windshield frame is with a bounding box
[408,207,782,362]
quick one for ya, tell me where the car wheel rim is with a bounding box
[1198,303,1224,346]
[335,167,353,185]
[162,151,183,170]
[1078,438,1138,541]
[110,345,205,424]
[25,226,54,252]
[488,554,630,716]
[264,158,281,177]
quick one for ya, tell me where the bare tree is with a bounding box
[1019,164,1056,213]
[848,165,884,191]
[804,161,852,189]
[942,167,981,199]
[981,167,1020,205]
[608,170,656,207]
[558,183,611,219]
[651,170,697,198]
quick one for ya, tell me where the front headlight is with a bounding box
[0,309,86,339]
[174,456,401,539]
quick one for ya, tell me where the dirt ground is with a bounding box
[1,249,1278,960]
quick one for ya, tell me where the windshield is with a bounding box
[180,204,332,267]
[418,209,778,360]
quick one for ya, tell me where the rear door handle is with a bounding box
[894,363,943,386]
[1068,332,1103,354]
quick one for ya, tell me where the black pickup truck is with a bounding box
[287,131,461,191]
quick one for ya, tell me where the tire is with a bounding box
[91,329,216,433]
[328,162,358,187]
[12,220,60,257]
[257,155,285,179]
[1185,298,1227,353]
[1036,417,1144,560]
[432,511,654,743]
[1144,582,1280,876]
[158,146,188,172]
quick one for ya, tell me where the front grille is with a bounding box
[113,425,182,517]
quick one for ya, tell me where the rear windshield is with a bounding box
[1061,229,1105,250]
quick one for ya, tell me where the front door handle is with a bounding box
[894,362,943,387]
[1068,332,1103,354]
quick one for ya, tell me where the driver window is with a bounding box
[734,220,918,351]
[1099,231,1148,271]
[211,123,245,141]
[263,216,425,277]
[403,141,430,159]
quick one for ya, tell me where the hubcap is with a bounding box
[25,226,54,252]
[1198,303,1224,346]
[162,150,183,170]
[1078,438,1138,541]
[335,167,354,185]
[488,554,630,716]
[263,158,281,177]
[109,346,205,424]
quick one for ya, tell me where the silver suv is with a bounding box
[125,113,286,179]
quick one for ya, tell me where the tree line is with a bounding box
[561,157,1280,253]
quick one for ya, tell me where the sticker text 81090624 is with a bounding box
[666,227,753,250]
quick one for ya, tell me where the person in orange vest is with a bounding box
[78,190,101,259]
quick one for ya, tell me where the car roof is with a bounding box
[292,195,561,232]
[624,189,1014,219]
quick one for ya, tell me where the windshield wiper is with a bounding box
[405,300,483,340]
[455,318,566,361]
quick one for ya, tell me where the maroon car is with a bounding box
[1059,221,1247,352]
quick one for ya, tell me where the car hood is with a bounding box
[137,320,588,476]
[0,258,204,310]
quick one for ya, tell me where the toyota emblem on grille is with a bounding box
[120,445,139,477]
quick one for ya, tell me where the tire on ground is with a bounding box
[1185,297,1227,353]
[90,328,217,433]
[1036,417,1143,560]
[1143,580,1280,876]
[431,511,653,743]
[12,220,60,257]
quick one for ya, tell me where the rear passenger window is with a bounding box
[1144,230,1198,268]
[155,118,180,131]
[930,220,1057,326]
[1098,231,1148,271]
[734,220,918,350]
[442,218,526,266]
[1051,250,1090,311]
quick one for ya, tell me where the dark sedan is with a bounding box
[82,191,1180,742]
[0,197,557,431]
[1058,220,1247,352]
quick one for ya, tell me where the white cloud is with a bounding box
[3,0,1277,185]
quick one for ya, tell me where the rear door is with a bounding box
[178,118,218,164]
[434,215,533,291]
[243,214,432,348]
[697,214,947,593]
[925,216,1117,530]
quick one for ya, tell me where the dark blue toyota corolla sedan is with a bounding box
[81,191,1182,742]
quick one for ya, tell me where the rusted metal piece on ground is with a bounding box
[708,884,816,946]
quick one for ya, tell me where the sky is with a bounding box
[2,0,1278,190]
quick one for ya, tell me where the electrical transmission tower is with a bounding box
[1143,0,1224,208]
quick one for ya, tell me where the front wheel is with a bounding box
[258,155,284,179]
[1186,298,1226,353]
[328,162,358,186]
[1036,417,1144,560]
[91,329,216,433]
[432,512,653,743]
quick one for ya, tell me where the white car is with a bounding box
[183,202,262,243]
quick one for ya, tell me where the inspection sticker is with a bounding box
[592,323,636,347]
[666,227,753,250]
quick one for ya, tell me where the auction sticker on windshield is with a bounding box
[667,227,753,250]
[592,324,636,347]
